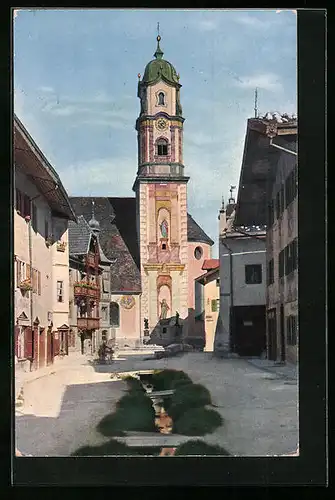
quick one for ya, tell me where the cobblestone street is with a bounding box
[15,352,298,457]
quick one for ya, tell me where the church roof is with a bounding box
[69,197,142,293]
[69,197,214,292]
[187,214,214,246]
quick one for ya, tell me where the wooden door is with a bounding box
[39,328,46,368]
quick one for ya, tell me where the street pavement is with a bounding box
[15,352,298,457]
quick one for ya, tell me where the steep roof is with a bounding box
[187,214,214,246]
[68,216,91,255]
[69,197,141,293]
[14,115,76,221]
[234,117,297,227]
[68,215,111,264]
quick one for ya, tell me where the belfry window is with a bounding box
[158,92,165,105]
[157,138,168,156]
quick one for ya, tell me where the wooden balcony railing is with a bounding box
[77,317,100,330]
[74,284,100,300]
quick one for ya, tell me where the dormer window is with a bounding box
[158,92,165,105]
[157,138,168,156]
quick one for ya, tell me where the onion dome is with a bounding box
[141,35,180,87]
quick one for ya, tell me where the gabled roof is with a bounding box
[187,214,214,246]
[68,216,91,255]
[68,215,111,264]
[14,115,76,221]
[234,117,297,227]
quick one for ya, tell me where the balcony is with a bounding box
[77,317,100,330]
[74,283,100,300]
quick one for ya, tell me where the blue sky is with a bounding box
[14,9,297,257]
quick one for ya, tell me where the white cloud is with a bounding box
[39,92,135,129]
[234,14,272,30]
[234,73,283,92]
[60,157,135,197]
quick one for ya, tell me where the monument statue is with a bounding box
[160,298,170,320]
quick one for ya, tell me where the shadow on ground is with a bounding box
[16,380,126,457]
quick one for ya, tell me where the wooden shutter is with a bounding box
[24,327,33,359]
[26,263,31,280]
[14,326,20,358]
[16,259,21,286]
[211,299,217,312]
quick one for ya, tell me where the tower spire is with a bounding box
[154,24,164,60]
[91,199,95,219]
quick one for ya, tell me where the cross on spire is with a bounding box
[91,199,95,219]
[157,22,160,37]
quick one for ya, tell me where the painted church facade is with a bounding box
[69,36,214,348]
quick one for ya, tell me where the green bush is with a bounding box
[175,440,230,456]
[170,378,193,390]
[72,439,159,456]
[151,369,192,391]
[173,407,223,436]
[168,383,212,420]
[97,404,156,436]
[116,392,152,411]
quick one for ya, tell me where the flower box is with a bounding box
[19,279,32,291]
[57,241,67,252]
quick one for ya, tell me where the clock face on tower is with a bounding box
[156,118,168,131]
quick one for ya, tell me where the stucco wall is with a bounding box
[219,235,266,337]
[266,147,298,363]
[147,81,176,117]
[187,241,212,311]
[203,274,220,352]
[14,170,53,331]
[111,294,141,347]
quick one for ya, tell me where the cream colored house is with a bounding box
[14,115,76,371]
[195,260,220,352]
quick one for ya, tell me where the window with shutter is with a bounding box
[211,299,217,312]
[57,281,64,302]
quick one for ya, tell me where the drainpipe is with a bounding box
[220,239,234,352]
[27,217,34,371]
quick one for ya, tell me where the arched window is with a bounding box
[158,92,165,105]
[156,138,168,156]
[110,302,120,327]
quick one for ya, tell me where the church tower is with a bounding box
[133,34,189,343]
